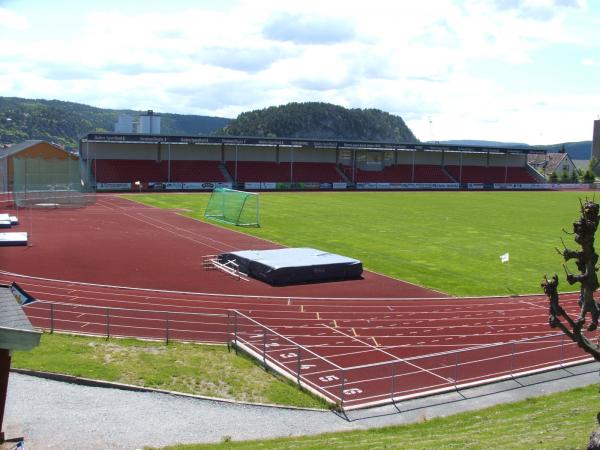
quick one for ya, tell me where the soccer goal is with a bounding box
[204,188,260,227]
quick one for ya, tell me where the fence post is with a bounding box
[510,341,515,376]
[165,312,170,345]
[560,334,565,366]
[391,362,396,404]
[262,327,267,368]
[296,345,301,385]
[454,351,459,388]
[234,311,238,354]
[49,303,54,333]
[226,310,231,352]
[340,368,345,411]
[106,308,110,339]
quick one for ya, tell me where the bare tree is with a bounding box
[543,199,600,449]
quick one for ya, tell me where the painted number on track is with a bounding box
[280,352,298,359]
[319,375,339,382]
[343,388,363,395]
[265,343,280,348]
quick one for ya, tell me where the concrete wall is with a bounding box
[169,144,221,161]
[223,145,277,162]
[83,141,530,169]
[415,151,444,165]
[83,142,159,160]
[279,147,337,163]
[442,152,525,167]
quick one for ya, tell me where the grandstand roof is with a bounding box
[81,132,547,156]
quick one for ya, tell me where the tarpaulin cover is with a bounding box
[218,247,363,286]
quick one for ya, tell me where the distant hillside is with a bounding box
[435,140,592,161]
[536,141,591,160]
[220,102,419,142]
[0,97,230,149]
[434,139,529,148]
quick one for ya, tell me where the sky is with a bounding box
[0,0,598,145]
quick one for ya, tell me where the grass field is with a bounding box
[12,333,326,408]
[125,190,592,297]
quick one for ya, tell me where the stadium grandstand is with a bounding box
[80,133,547,192]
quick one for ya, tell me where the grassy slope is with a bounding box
[156,383,599,449]
[125,191,588,296]
[11,333,326,408]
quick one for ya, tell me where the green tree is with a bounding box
[582,158,598,183]
[219,102,419,142]
[0,96,230,150]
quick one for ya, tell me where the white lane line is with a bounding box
[321,324,453,383]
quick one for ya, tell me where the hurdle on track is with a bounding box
[203,255,249,282]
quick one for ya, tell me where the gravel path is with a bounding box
[4,364,599,450]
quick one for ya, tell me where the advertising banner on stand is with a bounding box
[96,183,132,191]
[182,182,233,190]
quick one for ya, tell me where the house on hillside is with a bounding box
[527,152,578,181]
[0,140,78,192]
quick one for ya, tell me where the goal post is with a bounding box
[204,188,260,227]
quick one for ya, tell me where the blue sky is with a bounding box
[0,0,598,144]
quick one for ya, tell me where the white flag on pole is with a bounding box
[500,252,510,263]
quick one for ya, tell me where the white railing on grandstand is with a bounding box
[227,309,595,411]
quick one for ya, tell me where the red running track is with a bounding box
[0,194,593,409]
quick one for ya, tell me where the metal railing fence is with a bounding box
[228,309,593,410]
[25,301,228,344]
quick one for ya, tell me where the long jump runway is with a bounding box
[0,195,592,409]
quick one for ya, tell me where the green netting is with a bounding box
[204,188,259,227]
[0,157,7,193]
[0,157,11,207]
[12,156,96,208]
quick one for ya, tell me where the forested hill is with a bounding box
[220,102,419,142]
[0,97,230,149]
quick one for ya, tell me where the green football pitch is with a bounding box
[124,190,595,297]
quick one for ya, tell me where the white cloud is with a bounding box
[0,7,28,30]
[263,13,356,44]
[0,0,597,143]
